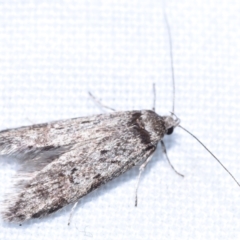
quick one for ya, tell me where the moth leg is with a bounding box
[88,92,115,111]
[26,117,35,124]
[160,140,184,177]
[68,201,79,226]
[152,83,156,111]
[135,152,154,207]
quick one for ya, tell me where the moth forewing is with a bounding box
[0,110,177,223]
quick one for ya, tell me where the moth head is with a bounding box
[162,113,180,135]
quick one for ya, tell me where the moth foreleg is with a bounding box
[135,151,155,207]
[160,140,184,177]
[68,201,79,226]
[88,92,115,111]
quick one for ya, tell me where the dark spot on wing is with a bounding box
[129,112,151,144]
[36,187,49,199]
[93,173,101,179]
[137,128,151,144]
[15,214,26,221]
[48,206,61,214]
[145,145,155,151]
[71,168,77,174]
[100,150,108,155]
[58,172,65,177]
[81,121,90,124]
[32,210,45,219]
[41,145,56,151]
[129,112,142,126]
[110,160,121,164]
[89,180,102,192]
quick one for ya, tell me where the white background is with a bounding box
[0,0,240,239]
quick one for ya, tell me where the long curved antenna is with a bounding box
[179,125,240,188]
[152,83,156,111]
[163,10,175,115]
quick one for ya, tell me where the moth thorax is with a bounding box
[140,111,170,141]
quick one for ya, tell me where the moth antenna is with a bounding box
[163,9,175,115]
[179,125,240,188]
[152,83,156,112]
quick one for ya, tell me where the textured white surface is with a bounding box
[0,0,240,239]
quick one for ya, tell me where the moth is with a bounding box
[1,12,239,224]
[0,108,180,223]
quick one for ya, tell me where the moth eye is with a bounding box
[166,126,174,135]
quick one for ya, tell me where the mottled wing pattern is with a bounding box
[0,110,157,222]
